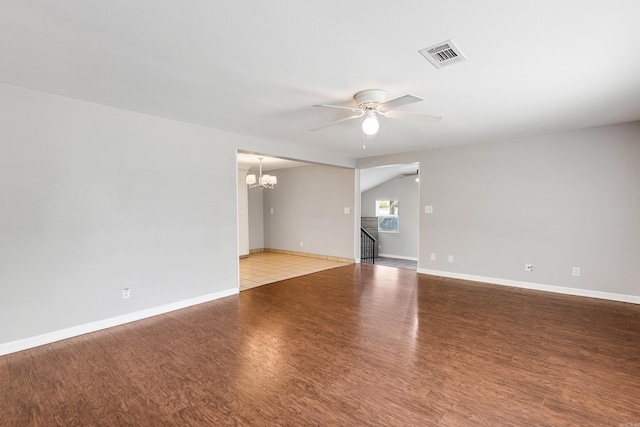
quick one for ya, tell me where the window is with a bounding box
[376,199,399,233]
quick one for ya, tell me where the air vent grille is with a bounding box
[419,39,466,69]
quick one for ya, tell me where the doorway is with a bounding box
[236,151,355,290]
[359,163,420,270]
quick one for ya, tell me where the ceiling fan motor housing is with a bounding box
[355,89,386,110]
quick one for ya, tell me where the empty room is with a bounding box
[1,1,639,425]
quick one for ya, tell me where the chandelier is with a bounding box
[246,157,277,189]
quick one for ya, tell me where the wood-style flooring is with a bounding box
[2,264,639,426]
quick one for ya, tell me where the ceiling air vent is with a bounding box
[419,39,466,69]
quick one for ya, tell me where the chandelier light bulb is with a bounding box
[362,112,379,136]
[246,157,277,189]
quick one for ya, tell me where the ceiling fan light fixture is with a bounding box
[311,89,439,138]
[362,111,379,136]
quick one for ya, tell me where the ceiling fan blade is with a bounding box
[313,104,362,113]
[378,95,422,112]
[309,112,364,132]
[380,110,442,122]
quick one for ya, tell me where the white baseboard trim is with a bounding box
[417,269,640,305]
[378,254,418,261]
[0,287,238,357]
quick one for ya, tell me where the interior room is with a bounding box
[1,1,639,425]
[360,163,421,270]
[237,153,352,290]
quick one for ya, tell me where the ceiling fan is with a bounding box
[310,89,441,135]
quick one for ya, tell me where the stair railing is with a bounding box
[360,227,377,264]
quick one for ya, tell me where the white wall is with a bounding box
[248,187,264,250]
[0,83,355,352]
[237,167,250,257]
[358,122,640,302]
[361,176,419,259]
[263,165,356,259]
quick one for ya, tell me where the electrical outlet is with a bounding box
[123,288,131,299]
[425,205,433,214]
[270,208,274,214]
[572,267,581,277]
[525,263,533,272]
[299,241,304,247]
[430,253,436,261]
[344,207,350,214]
[448,255,453,263]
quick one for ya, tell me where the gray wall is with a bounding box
[263,165,356,258]
[3,78,638,352]
[361,175,419,259]
[358,121,640,298]
[248,187,264,250]
[0,82,354,349]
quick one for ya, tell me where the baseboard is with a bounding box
[378,254,418,261]
[0,287,238,356]
[417,269,640,305]
[263,248,354,264]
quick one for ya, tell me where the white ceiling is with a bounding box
[239,153,418,193]
[237,152,307,172]
[360,163,420,193]
[1,1,639,159]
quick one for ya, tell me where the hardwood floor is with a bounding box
[2,264,639,426]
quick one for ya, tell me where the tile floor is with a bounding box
[371,256,417,270]
[239,252,348,291]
